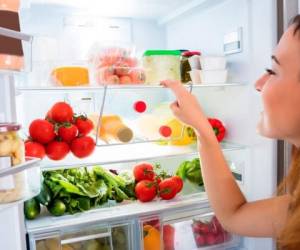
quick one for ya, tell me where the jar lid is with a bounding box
[0,123,21,132]
[181,51,201,57]
[143,50,181,56]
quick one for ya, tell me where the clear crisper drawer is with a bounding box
[30,222,133,250]
[163,213,241,250]
[0,157,41,210]
[92,86,190,146]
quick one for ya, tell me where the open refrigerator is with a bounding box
[0,0,297,249]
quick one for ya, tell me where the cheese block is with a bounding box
[51,66,89,86]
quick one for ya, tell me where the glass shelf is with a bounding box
[0,157,41,211]
[17,83,245,93]
[40,141,246,171]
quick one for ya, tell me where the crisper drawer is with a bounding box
[29,222,133,250]
[162,212,241,250]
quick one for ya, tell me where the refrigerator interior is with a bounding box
[0,0,278,249]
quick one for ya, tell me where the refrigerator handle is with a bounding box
[61,231,112,245]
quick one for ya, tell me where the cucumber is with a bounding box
[24,198,40,220]
[48,199,66,216]
[35,183,52,206]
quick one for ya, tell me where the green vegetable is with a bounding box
[24,198,40,220]
[48,199,66,216]
[35,182,52,206]
[176,158,203,186]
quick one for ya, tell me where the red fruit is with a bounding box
[195,234,206,247]
[158,178,178,200]
[171,176,183,193]
[205,233,217,245]
[193,221,210,234]
[133,101,147,113]
[58,124,78,143]
[70,136,95,158]
[215,234,225,244]
[25,141,46,159]
[129,69,145,84]
[115,66,130,76]
[46,141,70,160]
[49,102,74,123]
[29,119,56,144]
[133,162,155,182]
[163,225,175,250]
[135,180,157,202]
[159,125,172,137]
[106,75,119,84]
[75,116,94,136]
[119,75,132,84]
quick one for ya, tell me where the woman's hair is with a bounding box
[277,15,300,250]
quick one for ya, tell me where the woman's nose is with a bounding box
[255,74,268,92]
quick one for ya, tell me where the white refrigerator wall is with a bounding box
[165,0,277,249]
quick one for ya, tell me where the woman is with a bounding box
[162,15,300,250]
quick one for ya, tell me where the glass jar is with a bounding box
[0,123,26,203]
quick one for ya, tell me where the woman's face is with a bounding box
[255,25,300,146]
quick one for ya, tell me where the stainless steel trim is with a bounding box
[282,0,299,29]
[61,231,111,245]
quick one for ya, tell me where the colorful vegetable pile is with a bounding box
[24,166,135,219]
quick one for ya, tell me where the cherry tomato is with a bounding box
[134,101,147,113]
[133,162,155,182]
[159,125,172,137]
[70,136,95,158]
[58,124,78,143]
[75,116,94,136]
[29,119,55,144]
[158,178,178,200]
[135,180,157,202]
[46,141,70,160]
[48,102,74,123]
[25,141,46,159]
[171,176,184,193]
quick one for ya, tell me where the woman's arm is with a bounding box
[162,80,290,237]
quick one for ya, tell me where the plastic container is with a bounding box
[143,50,181,84]
[189,70,201,84]
[199,70,228,84]
[199,56,226,70]
[180,51,201,83]
[89,46,144,85]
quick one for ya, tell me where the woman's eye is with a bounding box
[265,68,276,75]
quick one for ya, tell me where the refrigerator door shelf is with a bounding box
[0,157,41,211]
[162,212,242,250]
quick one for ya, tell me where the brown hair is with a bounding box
[276,15,300,250]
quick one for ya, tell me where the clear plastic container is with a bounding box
[142,50,181,84]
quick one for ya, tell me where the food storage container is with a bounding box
[189,70,201,84]
[51,66,90,86]
[199,70,228,84]
[143,50,181,84]
[0,123,25,204]
[89,46,145,85]
[199,56,226,70]
[180,51,201,83]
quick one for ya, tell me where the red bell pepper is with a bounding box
[208,118,226,142]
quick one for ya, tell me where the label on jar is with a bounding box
[0,157,15,190]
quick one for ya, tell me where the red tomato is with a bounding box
[133,162,155,182]
[159,125,172,137]
[49,102,74,123]
[70,136,95,158]
[75,116,94,136]
[58,124,78,143]
[158,178,178,200]
[171,176,184,193]
[29,119,56,144]
[46,141,70,160]
[25,141,46,159]
[135,180,157,202]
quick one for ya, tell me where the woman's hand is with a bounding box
[161,80,213,140]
